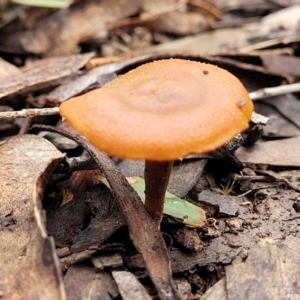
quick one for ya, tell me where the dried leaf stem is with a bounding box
[30,125,182,300]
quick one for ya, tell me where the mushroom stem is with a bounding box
[144,160,174,228]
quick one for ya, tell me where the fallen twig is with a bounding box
[283,216,300,222]
[18,117,33,135]
[0,107,59,119]
[249,82,300,101]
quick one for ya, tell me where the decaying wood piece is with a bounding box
[0,135,65,299]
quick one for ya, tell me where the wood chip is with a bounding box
[112,271,152,300]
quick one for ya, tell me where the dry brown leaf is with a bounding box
[0,52,94,99]
[236,137,300,167]
[188,0,221,19]
[201,237,300,300]
[109,0,185,32]
[45,54,152,105]
[0,57,21,82]
[272,0,300,6]
[137,26,251,55]
[218,0,279,12]
[140,0,183,17]
[20,0,139,56]
[110,0,217,36]
[0,134,65,299]
[261,54,300,79]
[264,94,300,129]
[138,5,300,55]
[250,4,300,40]
[200,278,226,300]
[226,237,300,299]
[146,11,209,35]
[255,102,300,138]
[37,125,182,300]
[64,265,119,299]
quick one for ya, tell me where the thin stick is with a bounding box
[0,107,59,119]
[249,82,300,101]
[238,36,300,53]
[18,117,33,135]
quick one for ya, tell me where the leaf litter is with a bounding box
[1,1,300,299]
[0,135,65,299]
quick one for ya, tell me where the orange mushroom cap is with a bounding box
[60,59,253,161]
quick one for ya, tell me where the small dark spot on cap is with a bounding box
[237,99,246,108]
[203,70,209,74]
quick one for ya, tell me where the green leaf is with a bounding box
[12,0,72,8]
[99,176,206,228]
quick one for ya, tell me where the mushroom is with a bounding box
[59,59,253,227]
